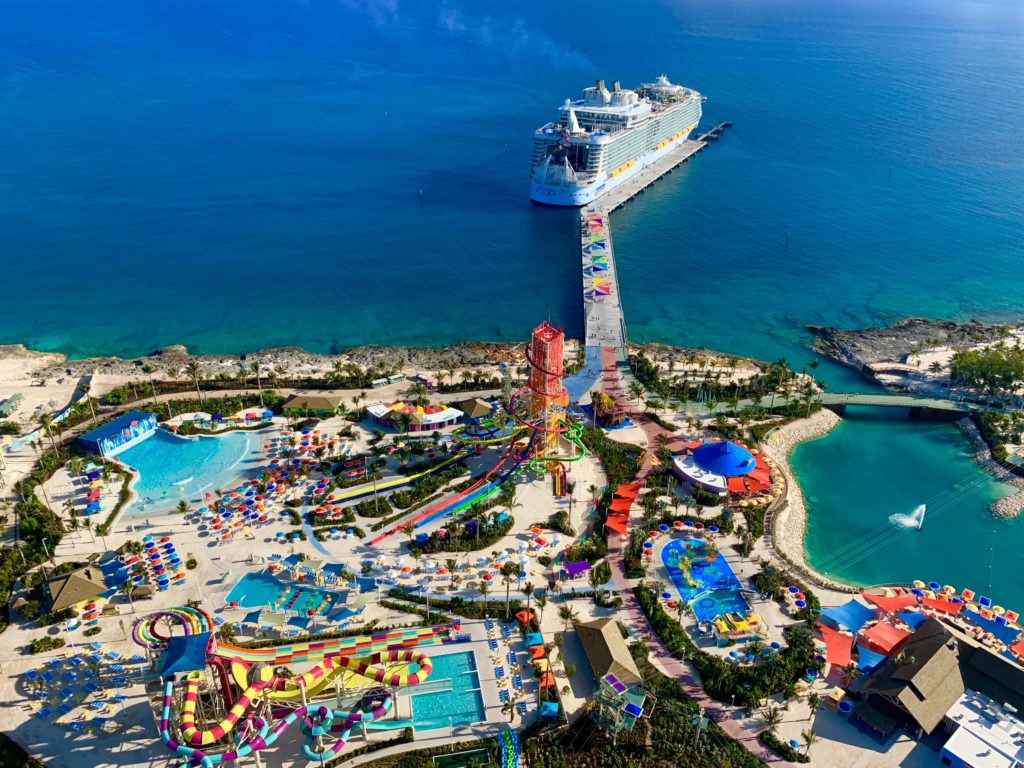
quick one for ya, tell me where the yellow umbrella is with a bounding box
[992,606,1006,616]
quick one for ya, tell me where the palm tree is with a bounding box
[801,728,818,755]
[120,579,135,612]
[67,457,84,479]
[176,500,190,515]
[522,581,535,612]
[39,413,59,453]
[479,581,491,605]
[535,592,547,625]
[628,380,645,403]
[841,663,863,686]
[185,360,204,402]
[501,562,522,620]
[501,698,517,723]
[761,704,782,734]
[806,692,822,721]
[250,361,265,407]
[402,523,416,546]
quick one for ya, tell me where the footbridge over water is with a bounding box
[820,393,978,419]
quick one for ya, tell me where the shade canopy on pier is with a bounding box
[820,599,876,633]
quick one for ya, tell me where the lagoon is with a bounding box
[792,407,1023,606]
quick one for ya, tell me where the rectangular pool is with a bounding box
[410,650,485,732]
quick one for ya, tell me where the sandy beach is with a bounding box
[760,408,847,590]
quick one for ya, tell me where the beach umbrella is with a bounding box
[684,521,694,528]
[643,541,653,550]
[788,586,799,593]
[659,524,669,533]
[794,600,806,609]
[928,581,941,591]
[661,592,672,600]
[708,526,719,533]
[673,520,684,531]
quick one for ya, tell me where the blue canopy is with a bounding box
[540,701,560,719]
[160,633,210,677]
[820,599,876,633]
[963,609,1022,645]
[855,644,888,671]
[896,611,928,630]
[692,441,756,477]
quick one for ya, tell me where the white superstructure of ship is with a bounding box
[529,75,703,206]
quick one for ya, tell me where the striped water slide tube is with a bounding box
[214,624,453,666]
[133,606,214,648]
[161,652,416,765]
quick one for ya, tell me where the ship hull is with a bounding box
[529,131,693,207]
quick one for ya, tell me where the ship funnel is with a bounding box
[612,80,620,92]
[596,79,605,91]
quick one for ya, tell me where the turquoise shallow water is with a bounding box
[0,0,1022,398]
[409,650,484,732]
[117,429,265,515]
[791,408,1023,606]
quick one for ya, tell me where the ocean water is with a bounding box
[1,0,1022,392]
[791,407,1023,606]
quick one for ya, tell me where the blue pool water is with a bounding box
[410,651,485,732]
[226,572,338,616]
[117,428,266,515]
[662,538,750,622]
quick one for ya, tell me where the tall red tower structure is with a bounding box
[526,321,568,456]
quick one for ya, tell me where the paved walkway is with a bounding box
[599,347,792,766]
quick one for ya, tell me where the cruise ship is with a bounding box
[529,75,703,206]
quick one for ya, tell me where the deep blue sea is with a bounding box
[2,0,1023,394]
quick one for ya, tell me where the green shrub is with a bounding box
[758,730,810,763]
[84,626,101,637]
[29,636,65,654]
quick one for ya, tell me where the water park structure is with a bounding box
[368,321,586,545]
[136,606,460,766]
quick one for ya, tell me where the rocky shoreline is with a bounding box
[955,417,1024,519]
[0,338,764,386]
[760,409,849,591]
[808,317,1013,373]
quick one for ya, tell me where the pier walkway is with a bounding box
[566,123,732,402]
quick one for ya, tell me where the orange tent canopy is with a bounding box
[861,592,920,613]
[817,623,853,667]
[515,609,535,626]
[727,477,747,493]
[529,645,545,660]
[538,672,557,689]
[860,622,911,654]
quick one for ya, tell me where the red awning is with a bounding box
[727,477,747,493]
[920,597,964,615]
[817,623,853,667]
[860,622,911,654]
[861,592,920,613]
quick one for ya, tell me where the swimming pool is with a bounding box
[226,571,339,616]
[662,538,751,623]
[118,428,266,515]
[409,650,485,732]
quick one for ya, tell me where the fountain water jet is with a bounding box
[889,504,926,530]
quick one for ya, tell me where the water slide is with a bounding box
[138,609,453,765]
[367,431,537,546]
[330,451,467,504]
[497,729,520,768]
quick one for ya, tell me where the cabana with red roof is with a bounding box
[862,592,920,613]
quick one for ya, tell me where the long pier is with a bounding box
[576,122,732,362]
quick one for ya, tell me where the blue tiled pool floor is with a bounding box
[409,650,484,731]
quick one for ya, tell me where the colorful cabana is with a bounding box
[529,645,545,661]
[860,622,911,654]
[820,599,877,633]
[817,623,853,667]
